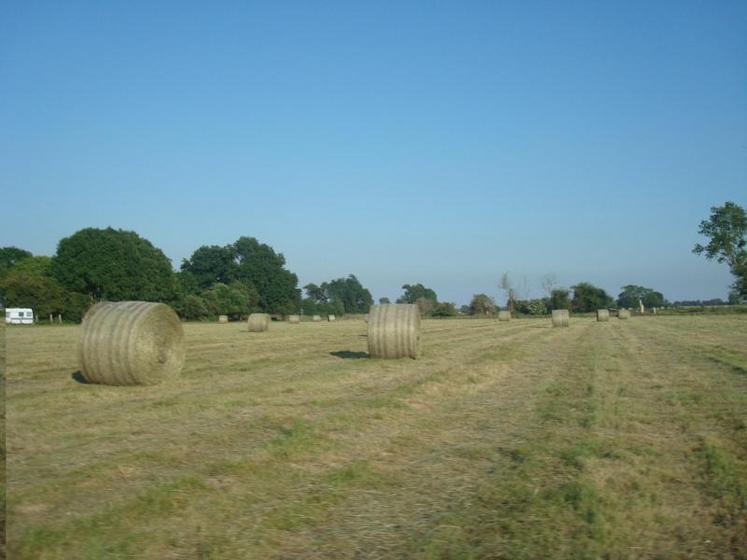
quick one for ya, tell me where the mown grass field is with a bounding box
[5,315,747,559]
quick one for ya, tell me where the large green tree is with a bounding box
[469,293,496,316]
[397,284,438,305]
[571,282,613,313]
[693,201,747,298]
[617,285,665,309]
[51,228,178,302]
[232,237,301,314]
[548,288,571,311]
[322,275,373,314]
[0,270,90,321]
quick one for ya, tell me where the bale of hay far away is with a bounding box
[78,301,185,385]
[367,303,421,359]
[288,315,301,324]
[218,315,228,323]
[312,315,322,322]
[618,309,631,320]
[498,310,511,321]
[247,313,270,332]
[551,309,570,327]
[328,315,336,322]
[596,309,610,322]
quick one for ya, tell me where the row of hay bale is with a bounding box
[222,314,336,325]
[77,302,421,386]
[77,301,636,387]
[549,308,631,327]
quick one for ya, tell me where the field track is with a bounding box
[6,316,747,559]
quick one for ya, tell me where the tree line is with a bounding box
[1,201,743,321]
[0,228,376,322]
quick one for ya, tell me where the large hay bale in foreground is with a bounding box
[551,309,570,327]
[79,301,185,385]
[618,309,631,320]
[247,313,270,332]
[327,315,336,322]
[498,310,511,322]
[312,315,322,322]
[288,315,300,324]
[367,304,420,359]
[596,309,610,322]
[218,315,228,323]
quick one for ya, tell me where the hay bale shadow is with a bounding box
[71,371,90,384]
[330,351,368,360]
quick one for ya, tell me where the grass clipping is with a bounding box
[79,301,185,386]
[367,303,421,359]
[596,309,610,322]
[247,313,270,332]
[498,310,511,322]
[552,309,570,327]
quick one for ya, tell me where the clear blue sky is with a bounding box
[1,1,745,305]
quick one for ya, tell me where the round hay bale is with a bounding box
[498,310,511,322]
[367,303,420,359]
[618,309,631,320]
[218,315,228,323]
[247,313,270,332]
[78,301,185,386]
[596,309,610,322]
[327,314,336,322]
[288,315,300,324]
[551,309,570,327]
[312,315,322,322]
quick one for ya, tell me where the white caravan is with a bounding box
[5,308,34,324]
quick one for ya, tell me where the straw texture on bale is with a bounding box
[288,315,300,324]
[328,315,336,322]
[312,315,322,322]
[618,309,631,320]
[498,310,511,322]
[218,315,228,323]
[247,313,270,332]
[79,301,185,386]
[596,309,610,322]
[551,309,570,327]
[367,303,421,359]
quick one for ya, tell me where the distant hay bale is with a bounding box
[596,309,610,322]
[498,310,511,322]
[367,303,420,359]
[618,309,631,320]
[78,301,185,386]
[312,315,322,322]
[247,313,270,332]
[327,315,336,322]
[551,309,570,327]
[218,315,228,323]
[288,315,300,324]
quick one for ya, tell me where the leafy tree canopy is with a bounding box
[0,246,32,277]
[548,288,571,311]
[51,227,177,302]
[693,201,747,297]
[571,282,613,313]
[182,237,301,314]
[379,297,391,304]
[617,285,665,309]
[469,293,496,316]
[397,283,438,305]
[201,281,260,318]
